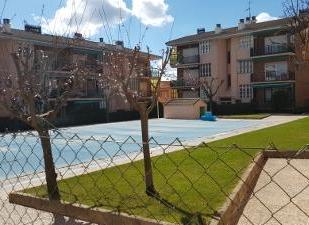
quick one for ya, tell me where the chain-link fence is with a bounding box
[0,130,309,225]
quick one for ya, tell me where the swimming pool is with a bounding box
[63,118,263,143]
[0,118,265,179]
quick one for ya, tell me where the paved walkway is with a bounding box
[238,158,309,225]
[0,115,307,225]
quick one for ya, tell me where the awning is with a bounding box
[69,99,103,104]
[251,55,291,62]
[252,82,293,89]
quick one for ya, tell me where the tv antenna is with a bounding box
[39,4,45,26]
[246,0,252,18]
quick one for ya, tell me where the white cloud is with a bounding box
[256,12,279,23]
[36,0,130,37]
[35,0,173,37]
[132,0,174,27]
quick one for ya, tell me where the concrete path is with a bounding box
[0,115,307,225]
[238,158,309,225]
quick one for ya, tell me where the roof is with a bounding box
[165,98,205,106]
[166,18,289,46]
[0,27,160,59]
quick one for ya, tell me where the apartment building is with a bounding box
[0,19,156,123]
[167,16,309,111]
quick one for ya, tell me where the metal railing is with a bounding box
[250,44,294,57]
[170,79,199,88]
[251,71,295,83]
[265,71,295,81]
[170,55,200,66]
[0,131,308,225]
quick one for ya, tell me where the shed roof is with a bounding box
[165,98,205,106]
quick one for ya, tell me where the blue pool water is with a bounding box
[0,119,265,179]
[63,118,263,143]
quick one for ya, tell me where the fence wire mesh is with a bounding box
[0,130,309,225]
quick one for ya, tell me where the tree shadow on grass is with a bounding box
[149,191,218,225]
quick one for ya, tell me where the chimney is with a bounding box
[238,19,245,30]
[115,40,124,49]
[98,37,105,47]
[74,32,83,39]
[2,18,11,33]
[197,28,205,34]
[215,24,222,34]
[245,17,251,24]
[299,8,309,15]
[252,16,257,23]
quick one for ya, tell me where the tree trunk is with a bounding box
[139,105,156,195]
[38,129,60,201]
[209,98,213,113]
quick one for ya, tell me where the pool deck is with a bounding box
[0,115,307,225]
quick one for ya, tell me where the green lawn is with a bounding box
[25,117,309,224]
[218,113,271,120]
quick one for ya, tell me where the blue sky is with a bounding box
[0,0,285,55]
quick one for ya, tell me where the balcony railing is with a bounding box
[170,79,199,88]
[48,89,102,99]
[251,71,295,83]
[180,55,200,64]
[250,44,294,57]
[170,55,200,66]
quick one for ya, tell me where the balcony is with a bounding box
[48,89,102,99]
[170,55,200,67]
[170,79,199,89]
[250,44,294,58]
[251,71,295,83]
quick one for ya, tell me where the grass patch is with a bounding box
[218,113,271,120]
[210,117,309,150]
[24,117,309,224]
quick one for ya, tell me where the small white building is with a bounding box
[164,98,207,120]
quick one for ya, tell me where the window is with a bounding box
[240,36,253,49]
[199,40,211,54]
[239,84,253,99]
[200,88,207,100]
[227,51,231,64]
[238,60,253,74]
[264,35,288,54]
[200,63,212,77]
[264,35,287,46]
[265,61,288,81]
[290,34,295,44]
[227,74,231,87]
[265,88,272,102]
[128,78,139,92]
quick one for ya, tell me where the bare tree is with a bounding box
[98,76,114,122]
[0,44,85,201]
[283,0,309,63]
[101,46,170,195]
[200,78,224,113]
